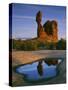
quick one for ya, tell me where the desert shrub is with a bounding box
[12,39,20,50]
[56,39,66,50]
[12,38,66,50]
[37,41,46,49]
[17,40,38,51]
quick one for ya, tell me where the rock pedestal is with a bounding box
[36,11,58,43]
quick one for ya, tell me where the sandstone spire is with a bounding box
[36,11,58,43]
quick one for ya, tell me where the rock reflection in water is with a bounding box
[37,59,58,76]
[44,59,58,66]
[37,61,43,76]
[16,58,62,82]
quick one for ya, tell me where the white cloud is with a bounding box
[12,15,35,20]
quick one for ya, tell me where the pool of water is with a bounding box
[16,58,62,82]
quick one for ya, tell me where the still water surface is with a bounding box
[16,58,62,82]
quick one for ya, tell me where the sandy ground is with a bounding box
[12,50,66,65]
[11,50,66,86]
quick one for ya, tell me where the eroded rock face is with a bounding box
[36,11,58,43]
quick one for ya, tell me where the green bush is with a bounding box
[56,39,66,50]
[12,38,66,50]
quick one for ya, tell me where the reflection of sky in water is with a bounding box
[16,61,57,81]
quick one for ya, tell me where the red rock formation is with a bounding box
[36,11,58,43]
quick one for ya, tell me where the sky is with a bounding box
[11,3,66,40]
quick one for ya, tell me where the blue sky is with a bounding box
[12,3,66,40]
